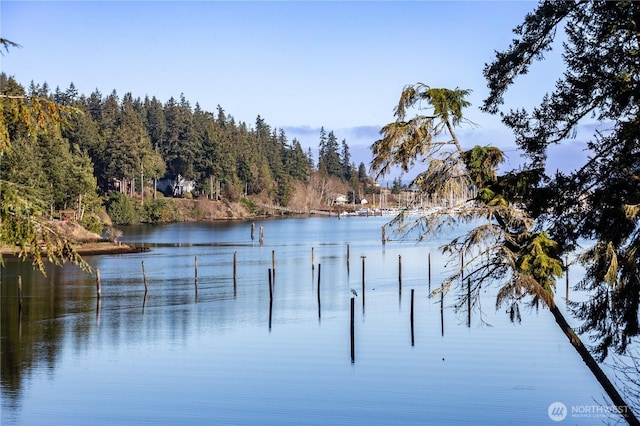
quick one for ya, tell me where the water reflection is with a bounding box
[1,217,615,425]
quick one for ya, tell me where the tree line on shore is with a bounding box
[0,73,372,228]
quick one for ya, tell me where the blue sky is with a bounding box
[1,1,584,179]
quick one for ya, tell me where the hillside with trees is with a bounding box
[0,73,372,227]
[0,70,378,269]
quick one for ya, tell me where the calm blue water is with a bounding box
[0,216,624,424]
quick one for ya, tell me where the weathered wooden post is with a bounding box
[410,288,415,346]
[233,251,237,296]
[317,263,322,319]
[440,283,444,337]
[350,296,355,363]
[311,247,315,270]
[96,269,102,299]
[251,223,255,240]
[194,256,198,293]
[259,226,264,245]
[382,226,386,244]
[461,251,465,281]
[565,255,570,300]
[18,276,23,312]
[398,255,402,295]
[141,261,148,294]
[428,252,432,290]
[268,274,273,331]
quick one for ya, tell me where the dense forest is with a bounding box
[0,73,369,230]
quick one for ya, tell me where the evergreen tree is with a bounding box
[0,72,88,270]
[318,129,341,178]
[358,162,368,182]
[306,147,315,170]
[162,95,197,180]
[145,96,166,150]
[104,93,153,196]
[285,139,310,183]
[340,139,351,180]
[482,0,640,365]
[61,94,104,192]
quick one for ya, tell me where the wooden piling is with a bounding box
[251,222,255,240]
[96,269,102,299]
[382,226,386,244]
[428,253,431,290]
[268,268,274,329]
[141,261,148,294]
[259,226,264,244]
[410,288,415,346]
[565,255,569,300]
[398,255,402,295]
[194,256,198,291]
[233,251,237,296]
[317,263,322,319]
[350,297,355,363]
[18,275,23,312]
[311,247,315,270]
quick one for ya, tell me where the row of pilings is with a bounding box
[12,223,574,364]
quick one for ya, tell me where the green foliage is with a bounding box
[462,146,504,188]
[391,177,403,195]
[141,198,179,223]
[0,75,92,272]
[374,80,571,335]
[483,0,640,359]
[518,232,564,293]
[240,196,257,214]
[0,66,342,271]
[0,181,88,273]
[79,213,104,235]
[3,72,316,210]
[371,84,473,204]
[105,192,138,225]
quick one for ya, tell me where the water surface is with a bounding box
[1,217,620,424]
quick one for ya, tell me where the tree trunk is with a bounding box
[445,120,464,155]
[547,300,639,425]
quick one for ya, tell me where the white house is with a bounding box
[156,174,196,197]
[334,194,349,205]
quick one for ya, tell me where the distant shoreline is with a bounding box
[0,241,145,259]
